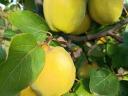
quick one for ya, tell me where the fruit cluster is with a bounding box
[44,0,123,34]
[19,0,123,96]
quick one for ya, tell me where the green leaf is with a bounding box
[124,0,128,10]
[123,26,128,45]
[23,0,36,11]
[120,80,128,96]
[0,45,6,64]
[75,53,87,70]
[49,40,61,47]
[106,43,117,57]
[123,75,128,81]
[88,45,105,57]
[106,36,128,68]
[4,29,16,40]
[75,80,93,96]
[89,68,119,96]
[0,18,5,27]
[34,32,48,42]
[108,43,128,68]
[0,0,8,4]
[63,93,77,96]
[0,33,45,96]
[8,10,49,41]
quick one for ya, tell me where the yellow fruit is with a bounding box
[79,63,98,78]
[88,0,123,25]
[20,87,36,96]
[32,46,76,96]
[43,0,86,33]
[72,14,91,35]
[97,37,107,45]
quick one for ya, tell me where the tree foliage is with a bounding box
[0,0,128,96]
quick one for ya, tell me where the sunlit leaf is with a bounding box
[0,33,45,96]
[8,10,49,41]
[75,80,93,96]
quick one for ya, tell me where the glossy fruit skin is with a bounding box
[88,0,123,25]
[43,0,86,33]
[32,46,76,96]
[72,14,91,35]
[20,87,36,96]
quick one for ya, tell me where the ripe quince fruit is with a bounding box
[43,0,86,34]
[20,87,36,96]
[32,45,76,96]
[72,14,91,35]
[88,0,123,25]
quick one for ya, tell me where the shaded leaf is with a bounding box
[107,36,128,68]
[75,53,87,70]
[88,45,105,57]
[108,43,128,68]
[0,18,5,27]
[122,26,128,45]
[0,0,8,4]
[119,80,128,96]
[23,0,36,11]
[0,45,6,64]
[89,68,119,96]
[49,40,61,47]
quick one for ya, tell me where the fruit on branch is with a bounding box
[97,37,107,45]
[72,14,91,35]
[20,87,36,96]
[32,45,76,96]
[43,0,87,34]
[88,0,123,25]
[79,63,98,78]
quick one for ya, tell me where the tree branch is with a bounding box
[107,32,123,43]
[67,17,128,42]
